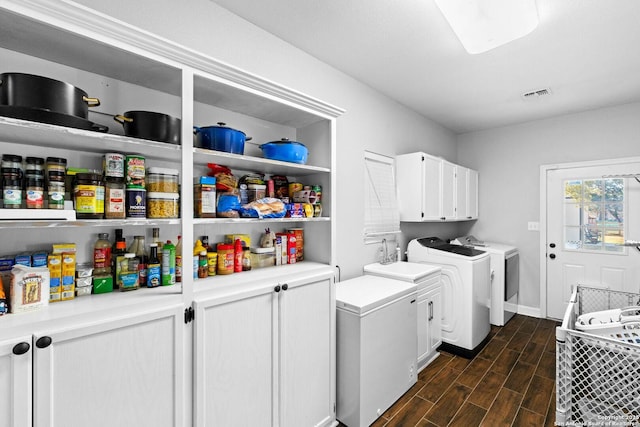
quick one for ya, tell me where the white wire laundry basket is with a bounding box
[556,285,640,427]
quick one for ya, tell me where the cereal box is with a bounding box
[10,265,50,313]
[48,254,62,302]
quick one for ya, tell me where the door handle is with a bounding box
[428,301,433,321]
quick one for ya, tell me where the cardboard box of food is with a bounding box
[10,265,50,313]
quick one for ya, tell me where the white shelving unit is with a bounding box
[0,1,344,426]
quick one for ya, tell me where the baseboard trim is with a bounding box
[517,304,542,318]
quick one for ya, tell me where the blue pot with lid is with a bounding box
[194,122,251,154]
[259,138,308,164]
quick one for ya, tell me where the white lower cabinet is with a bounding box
[417,277,442,371]
[0,334,32,427]
[32,303,185,427]
[193,268,336,427]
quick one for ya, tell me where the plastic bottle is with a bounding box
[242,247,252,271]
[175,235,183,283]
[147,243,161,287]
[193,239,207,280]
[234,239,243,273]
[162,240,176,286]
[93,233,111,276]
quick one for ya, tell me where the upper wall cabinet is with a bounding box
[396,152,478,222]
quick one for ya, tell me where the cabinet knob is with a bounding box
[12,342,30,355]
[282,284,288,291]
[35,336,52,349]
[274,285,281,293]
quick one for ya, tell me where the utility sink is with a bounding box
[363,261,441,283]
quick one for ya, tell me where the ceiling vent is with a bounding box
[522,87,552,100]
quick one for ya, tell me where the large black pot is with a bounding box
[114,110,181,145]
[0,72,100,119]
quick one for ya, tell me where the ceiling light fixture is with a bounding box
[434,0,539,54]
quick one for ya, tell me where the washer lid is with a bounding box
[363,262,441,283]
[336,275,417,315]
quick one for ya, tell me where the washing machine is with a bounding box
[407,236,491,358]
[453,235,519,326]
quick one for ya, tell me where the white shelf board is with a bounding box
[0,216,181,229]
[0,116,182,162]
[193,147,330,176]
[192,216,329,225]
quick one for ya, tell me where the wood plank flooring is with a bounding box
[339,314,559,427]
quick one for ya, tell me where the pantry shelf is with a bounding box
[192,216,329,225]
[0,216,181,229]
[0,116,182,162]
[193,147,330,176]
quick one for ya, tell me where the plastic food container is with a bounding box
[147,192,180,218]
[251,247,276,268]
[147,167,179,193]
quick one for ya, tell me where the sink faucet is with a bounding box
[380,238,392,265]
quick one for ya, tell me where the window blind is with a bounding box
[363,151,400,241]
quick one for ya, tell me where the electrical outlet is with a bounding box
[528,221,540,231]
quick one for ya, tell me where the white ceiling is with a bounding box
[211,0,640,134]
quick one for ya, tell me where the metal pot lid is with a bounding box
[260,138,306,148]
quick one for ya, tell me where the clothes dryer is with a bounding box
[407,237,491,358]
[453,235,519,326]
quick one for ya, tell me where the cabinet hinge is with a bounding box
[184,306,195,324]
[421,156,424,161]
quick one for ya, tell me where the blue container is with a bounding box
[194,123,249,154]
[259,139,309,164]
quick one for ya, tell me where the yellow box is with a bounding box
[52,243,77,254]
[48,254,62,302]
[61,252,76,301]
[224,234,251,248]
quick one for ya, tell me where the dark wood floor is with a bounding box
[341,314,559,427]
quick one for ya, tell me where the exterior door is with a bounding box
[546,161,640,319]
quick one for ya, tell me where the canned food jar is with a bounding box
[216,243,234,275]
[125,187,147,218]
[103,153,125,179]
[147,192,179,218]
[288,182,303,196]
[125,154,145,188]
[147,167,179,193]
[74,172,105,219]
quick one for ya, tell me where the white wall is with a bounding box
[76,0,458,281]
[457,102,640,311]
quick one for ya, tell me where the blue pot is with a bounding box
[259,139,309,164]
[194,123,250,154]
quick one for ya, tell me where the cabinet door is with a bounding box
[417,297,429,365]
[441,160,456,220]
[193,287,275,427]
[33,303,184,427]
[467,169,479,219]
[427,287,443,355]
[279,274,335,427]
[0,334,32,427]
[455,166,469,220]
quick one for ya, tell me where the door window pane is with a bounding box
[563,178,625,253]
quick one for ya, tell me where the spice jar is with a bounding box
[2,179,22,208]
[25,157,44,177]
[25,177,44,209]
[2,154,23,175]
[47,170,66,209]
[46,157,67,176]
[74,172,105,219]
